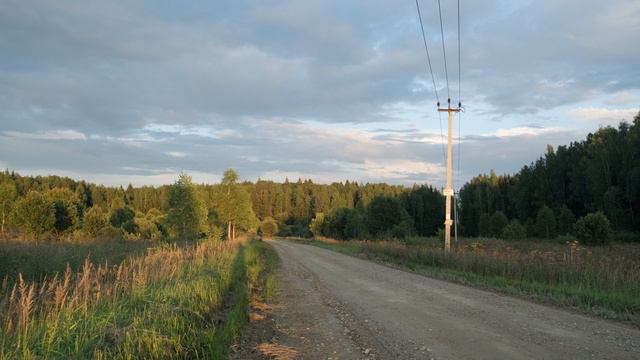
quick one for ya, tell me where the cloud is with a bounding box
[487,126,567,138]
[3,129,86,140]
[569,107,639,126]
[0,0,638,186]
[605,91,639,105]
[164,151,187,158]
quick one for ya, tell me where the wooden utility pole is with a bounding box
[438,99,461,253]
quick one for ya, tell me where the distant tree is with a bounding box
[602,186,624,228]
[166,173,207,239]
[133,213,161,240]
[478,213,491,237]
[0,182,17,234]
[556,206,576,235]
[323,208,350,239]
[83,206,108,236]
[110,207,135,228]
[575,211,611,245]
[536,205,556,239]
[309,213,325,237]
[365,196,411,238]
[216,169,257,240]
[14,191,55,238]
[502,220,526,240]
[260,217,278,238]
[46,188,80,233]
[344,208,368,239]
[490,211,508,238]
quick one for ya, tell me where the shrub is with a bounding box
[502,220,526,240]
[84,206,109,236]
[135,215,162,240]
[490,211,508,238]
[13,191,55,237]
[260,217,278,238]
[389,220,413,239]
[574,211,611,246]
[344,210,367,239]
[366,196,411,238]
[309,213,325,237]
[110,207,135,228]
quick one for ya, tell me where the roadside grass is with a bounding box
[0,238,277,359]
[296,237,640,326]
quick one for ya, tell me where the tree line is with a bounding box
[459,111,640,243]
[0,168,441,241]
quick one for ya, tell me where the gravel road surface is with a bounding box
[257,240,640,360]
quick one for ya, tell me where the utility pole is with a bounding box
[438,98,461,253]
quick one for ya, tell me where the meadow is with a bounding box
[302,237,640,326]
[0,238,277,359]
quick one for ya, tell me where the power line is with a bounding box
[415,0,440,104]
[457,0,461,105]
[437,0,450,100]
[415,0,446,163]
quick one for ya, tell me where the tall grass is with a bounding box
[0,238,274,359]
[0,238,149,282]
[307,237,640,324]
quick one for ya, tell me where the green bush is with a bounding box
[502,220,526,240]
[84,206,109,236]
[574,211,611,246]
[309,213,325,237]
[13,191,55,237]
[389,220,413,239]
[366,196,411,238]
[260,217,278,238]
[110,207,135,228]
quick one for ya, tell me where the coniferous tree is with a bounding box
[166,173,207,239]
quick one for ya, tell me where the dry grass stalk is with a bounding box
[257,343,298,360]
[0,239,236,339]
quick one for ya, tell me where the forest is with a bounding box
[458,111,640,243]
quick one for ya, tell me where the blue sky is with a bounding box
[1,0,639,188]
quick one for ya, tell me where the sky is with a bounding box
[1,0,639,188]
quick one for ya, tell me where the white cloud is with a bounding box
[358,159,444,180]
[165,151,187,158]
[605,91,639,105]
[3,129,86,141]
[487,126,566,138]
[569,107,639,125]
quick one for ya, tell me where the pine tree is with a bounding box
[166,173,207,239]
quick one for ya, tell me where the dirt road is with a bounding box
[249,240,640,360]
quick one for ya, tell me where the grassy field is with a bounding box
[0,238,277,359]
[298,237,640,326]
[0,238,151,282]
